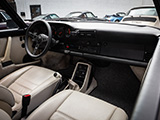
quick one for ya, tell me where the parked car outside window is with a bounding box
[127,7,157,16]
[121,6,160,28]
[104,12,126,22]
[33,13,59,21]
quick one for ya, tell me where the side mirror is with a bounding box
[95,16,98,18]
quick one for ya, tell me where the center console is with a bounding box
[65,62,93,92]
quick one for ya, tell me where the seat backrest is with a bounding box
[0,66,62,120]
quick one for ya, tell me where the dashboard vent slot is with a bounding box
[78,31,96,38]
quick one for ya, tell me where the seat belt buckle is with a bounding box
[22,94,31,106]
[21,94,31,118]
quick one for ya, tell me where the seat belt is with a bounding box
[21,94,31,118]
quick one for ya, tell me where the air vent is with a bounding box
[78,30,96,38]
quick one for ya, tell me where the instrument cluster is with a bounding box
[51,24,72,40]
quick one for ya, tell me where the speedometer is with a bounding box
[65,28,71,38]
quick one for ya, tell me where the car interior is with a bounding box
[0,0,160,120]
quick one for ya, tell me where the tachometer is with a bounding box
[57,27,64,38]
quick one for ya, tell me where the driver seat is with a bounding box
[0,65,62,120]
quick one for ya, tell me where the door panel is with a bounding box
[0,37,12,63]
[10,36,26,64]
[0,38,7,57]
[0,36,25,63]
[0,36,41,79]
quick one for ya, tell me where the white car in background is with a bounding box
[121,6,160,28]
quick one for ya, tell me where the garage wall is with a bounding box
[15,0,153,19]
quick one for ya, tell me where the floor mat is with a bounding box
[90,63,141,118]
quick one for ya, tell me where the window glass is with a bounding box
[86,13,95,18]
[128,8,157,16]
[0,12,6,22]
[2,11,11,20]
[50,14,58,19]
[0,8,18,30]
[0,0,157,29]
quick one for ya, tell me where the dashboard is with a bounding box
[47,21,159,66]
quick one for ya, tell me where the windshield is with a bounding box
[2,0,158,28]
[13,1,155,19]
[128,7,157,16]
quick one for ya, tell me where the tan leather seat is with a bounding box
[0,109,12,120]
[27,90,128,120]
[0,85,14,117]
[0,66,62,120]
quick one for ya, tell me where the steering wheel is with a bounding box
[25,20,54,58]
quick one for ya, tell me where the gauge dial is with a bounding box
[65,28,71,38]
[51,26,57,37]
[57,27,64,38]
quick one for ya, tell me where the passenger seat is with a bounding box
[27,90,128,120]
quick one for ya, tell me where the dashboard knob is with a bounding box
[86,42,90,45]
[97,42,100,46]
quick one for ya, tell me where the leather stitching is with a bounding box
[49,91,74,119]
[14,82,32,90]
[30,76,60,96]
[21,77,38,85]
[108,107,117,120]
[9,87,22,96]
[55,110,75,120]
[1,66,33,87]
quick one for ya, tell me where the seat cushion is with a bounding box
[0,66,62,118]
[0,109,11,120]
[27,90,128,120]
